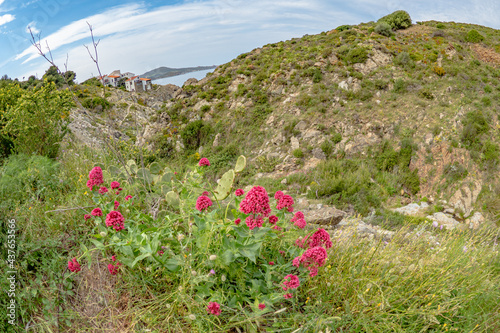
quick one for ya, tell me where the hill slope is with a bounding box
[140,20,500,224]
[140,65,217,80]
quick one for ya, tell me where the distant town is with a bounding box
[99,70,152,92]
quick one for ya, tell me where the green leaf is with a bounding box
[166,191,180,208]
[238,242,262,263]
[214,169,235,200]
[137,168,153,184]
[221,250,235,265]
[148,162,162,174]
[131,253,151,268]
[165,258,181,271]
[234,155,246,173]
[89,239,105,250]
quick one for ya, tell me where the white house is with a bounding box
[99,70,152,91]
[125,76,152,92]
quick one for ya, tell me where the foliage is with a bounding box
[377,10,412,30]
[374,22,393,37]
[460,111,489,150]
[337,46,368,64]
[433,66,446,76]
[465,29,484,43]
[43,65,76,86]
[1,81,73,158]
[0,154,64,212]
[180,120,213,152]
[394,52,415,69]
[81,96,110,111]
[335,25,351,32]
[293,148,304,158]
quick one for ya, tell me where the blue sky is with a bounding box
[0,0,499,81]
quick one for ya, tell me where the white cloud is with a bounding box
[26,21,40,34]
[0,13,14,26]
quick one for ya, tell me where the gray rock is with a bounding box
[290,137,300,150]
[213,133,221,147]
[339,81,349,90]
[312,148,326,160]
[304,207,346,226]
[426,212,460,230]
[466,212,485,229]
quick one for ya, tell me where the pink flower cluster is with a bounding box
[282,274,300,291]
[239,186,271,230]
[276,194,294,212]
[110,181,120,189]
[196,195,213,212]
[91,208,103,217]
[125,195,133,201]
[207,302,221,316]
[293,246,327,277]
[199,158,210,166]
[86,166,103,190]
[98,186,108,194]
[68,258,81,272]
[105,211,125,231]
[295,229,332,249]
[269,215,278,224]
[108,262,121,275]
[291,211,306,229]
[235,189,245,196]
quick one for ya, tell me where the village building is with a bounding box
[99,70,152,92]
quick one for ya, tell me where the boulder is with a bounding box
[426,212,460,230]
[304,206,346,226]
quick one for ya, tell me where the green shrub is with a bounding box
[393,79,408,93]
[0,154,64,211]
[394,52,415,69]
[465,29,484,43]
[375,22,393,37]
[460,111,489,149]
[81,96,110,111]
[293,148,304,158]
[331,132,343,144]
[482,140,499,166]
[336,25,351,32]
[338,46,369,65]
[320,140,333,157]
[180,120,212,152]
[377,10,412,30]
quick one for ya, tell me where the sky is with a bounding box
[0,0,499,82]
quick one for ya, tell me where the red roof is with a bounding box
[139,78,151,81]
[126,76,139,82]
[107,75,120,78]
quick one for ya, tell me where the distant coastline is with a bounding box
[140,65,217,80]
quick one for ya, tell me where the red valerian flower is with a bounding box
[112,255,117,262]
[87,166,104,191]
[245,215,264,230]
[276,194,294,211]
[91,208,103,217]
[198,158,210,166]
[207,302,221,316]
[84,214,91,221]
[258,303,266,310]
[308,228,333,249]
[240,186,271,217]
[282,274,300,291]
[291,211,306,229]
[105,210,125,231]
[284,293,293,299]
[235,189,245,196]
[269,215,278,224]
[108,262,121,275]
[234,218,241,225]
[125,195,133,201]
[196,195,213,211]
[274,190,284,200]
[202,191,210,196]
[293,246,328,277]
[98,186,108,194]
[268,261,274,265]
[68,258,81,272]
[114,201,120,209]
[110,181,120,189]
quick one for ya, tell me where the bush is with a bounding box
[377,10,412,30]
[375,22,393,37]
[460,111,489,149]
[465,29,484,43]
[81,96,110,111]
[320,140,333,157]
[336,25,351,32]
[433,66,446,76]
[1,82,73,158]
[292,149,304,158]
[337,46,369,65]
[180,120,212,152]
[331,132,343,144]
[394,52,415,69]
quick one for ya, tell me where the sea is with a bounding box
[152,69,214,87]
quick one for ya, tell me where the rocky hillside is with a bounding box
[71,15,500,227]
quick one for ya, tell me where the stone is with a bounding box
[392,203,423,216]
[312,147,326,160]
[213,133,221,147]
[466,212,485,229]
[339,81,349,90]
[449,180,482,218]
[304,206,346,226]
[294,120,307,131]
[426,212,460,230]
[290,137,300,150]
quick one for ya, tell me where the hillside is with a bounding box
[125,19,499,226]
[140,65,217,80]
[1,11,500,332]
